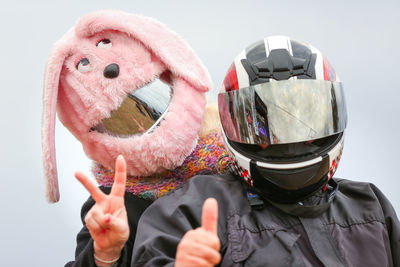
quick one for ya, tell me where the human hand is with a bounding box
[75,155,129,266]
[175,198,221,267]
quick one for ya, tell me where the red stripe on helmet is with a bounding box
[323,57,336,81]
[223,63,239,92]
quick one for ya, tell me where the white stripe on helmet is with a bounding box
[234,49,250,89]
[256,157,323,170]
[309,44,324,80]
[266,36,292,54]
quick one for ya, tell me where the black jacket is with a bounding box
[131,173,400,267]
[65,187,152,267]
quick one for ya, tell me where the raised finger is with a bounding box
[75,171,105,203]
[201,198,219,235]
[110,155,127,197]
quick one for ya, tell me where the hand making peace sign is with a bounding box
[75,155,129,266]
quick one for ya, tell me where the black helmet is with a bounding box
[218,36,347,203]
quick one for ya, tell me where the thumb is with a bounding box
[201,198,218,235]
[105,214,128,234]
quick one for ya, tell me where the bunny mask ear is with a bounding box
[42,29,75,203]
[42,11,213,203]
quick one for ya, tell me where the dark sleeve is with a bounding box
[65,187,152,267]
[131,175,237,267]
[371,184,400,266]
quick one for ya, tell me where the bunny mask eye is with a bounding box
[96,38,112,49]
[75,58,91,72]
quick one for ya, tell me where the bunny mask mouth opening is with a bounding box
[90,73,173,138]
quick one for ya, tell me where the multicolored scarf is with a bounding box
[93,131,228,200]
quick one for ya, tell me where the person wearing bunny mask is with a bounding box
[130,36,400,267]
[42,10,229,267]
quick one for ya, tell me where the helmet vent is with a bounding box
[241,49,316,81]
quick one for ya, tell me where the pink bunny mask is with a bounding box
[42,10,212,203]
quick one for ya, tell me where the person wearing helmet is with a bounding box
[131,36,400,267]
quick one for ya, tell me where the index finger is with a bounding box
[75,171,105,203]
[201,198,219,235]
[110,155,127,197]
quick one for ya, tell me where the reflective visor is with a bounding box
[218,80,347,145]
[92,79,172,137]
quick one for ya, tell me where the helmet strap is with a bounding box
[267,179,339,218]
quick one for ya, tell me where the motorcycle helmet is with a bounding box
[218,36,347,203]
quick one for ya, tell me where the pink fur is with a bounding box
[42,10,212,203]
[75,10,212,92]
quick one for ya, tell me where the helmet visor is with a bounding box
[218,80,347,145]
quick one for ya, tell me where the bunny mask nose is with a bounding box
[104,63,119,79]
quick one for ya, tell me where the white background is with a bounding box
[0,1,399,266]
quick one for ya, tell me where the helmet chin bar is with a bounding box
[223,129,345,204]
[250,155,330,204]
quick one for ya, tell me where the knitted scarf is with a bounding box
[93,131,228,200]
